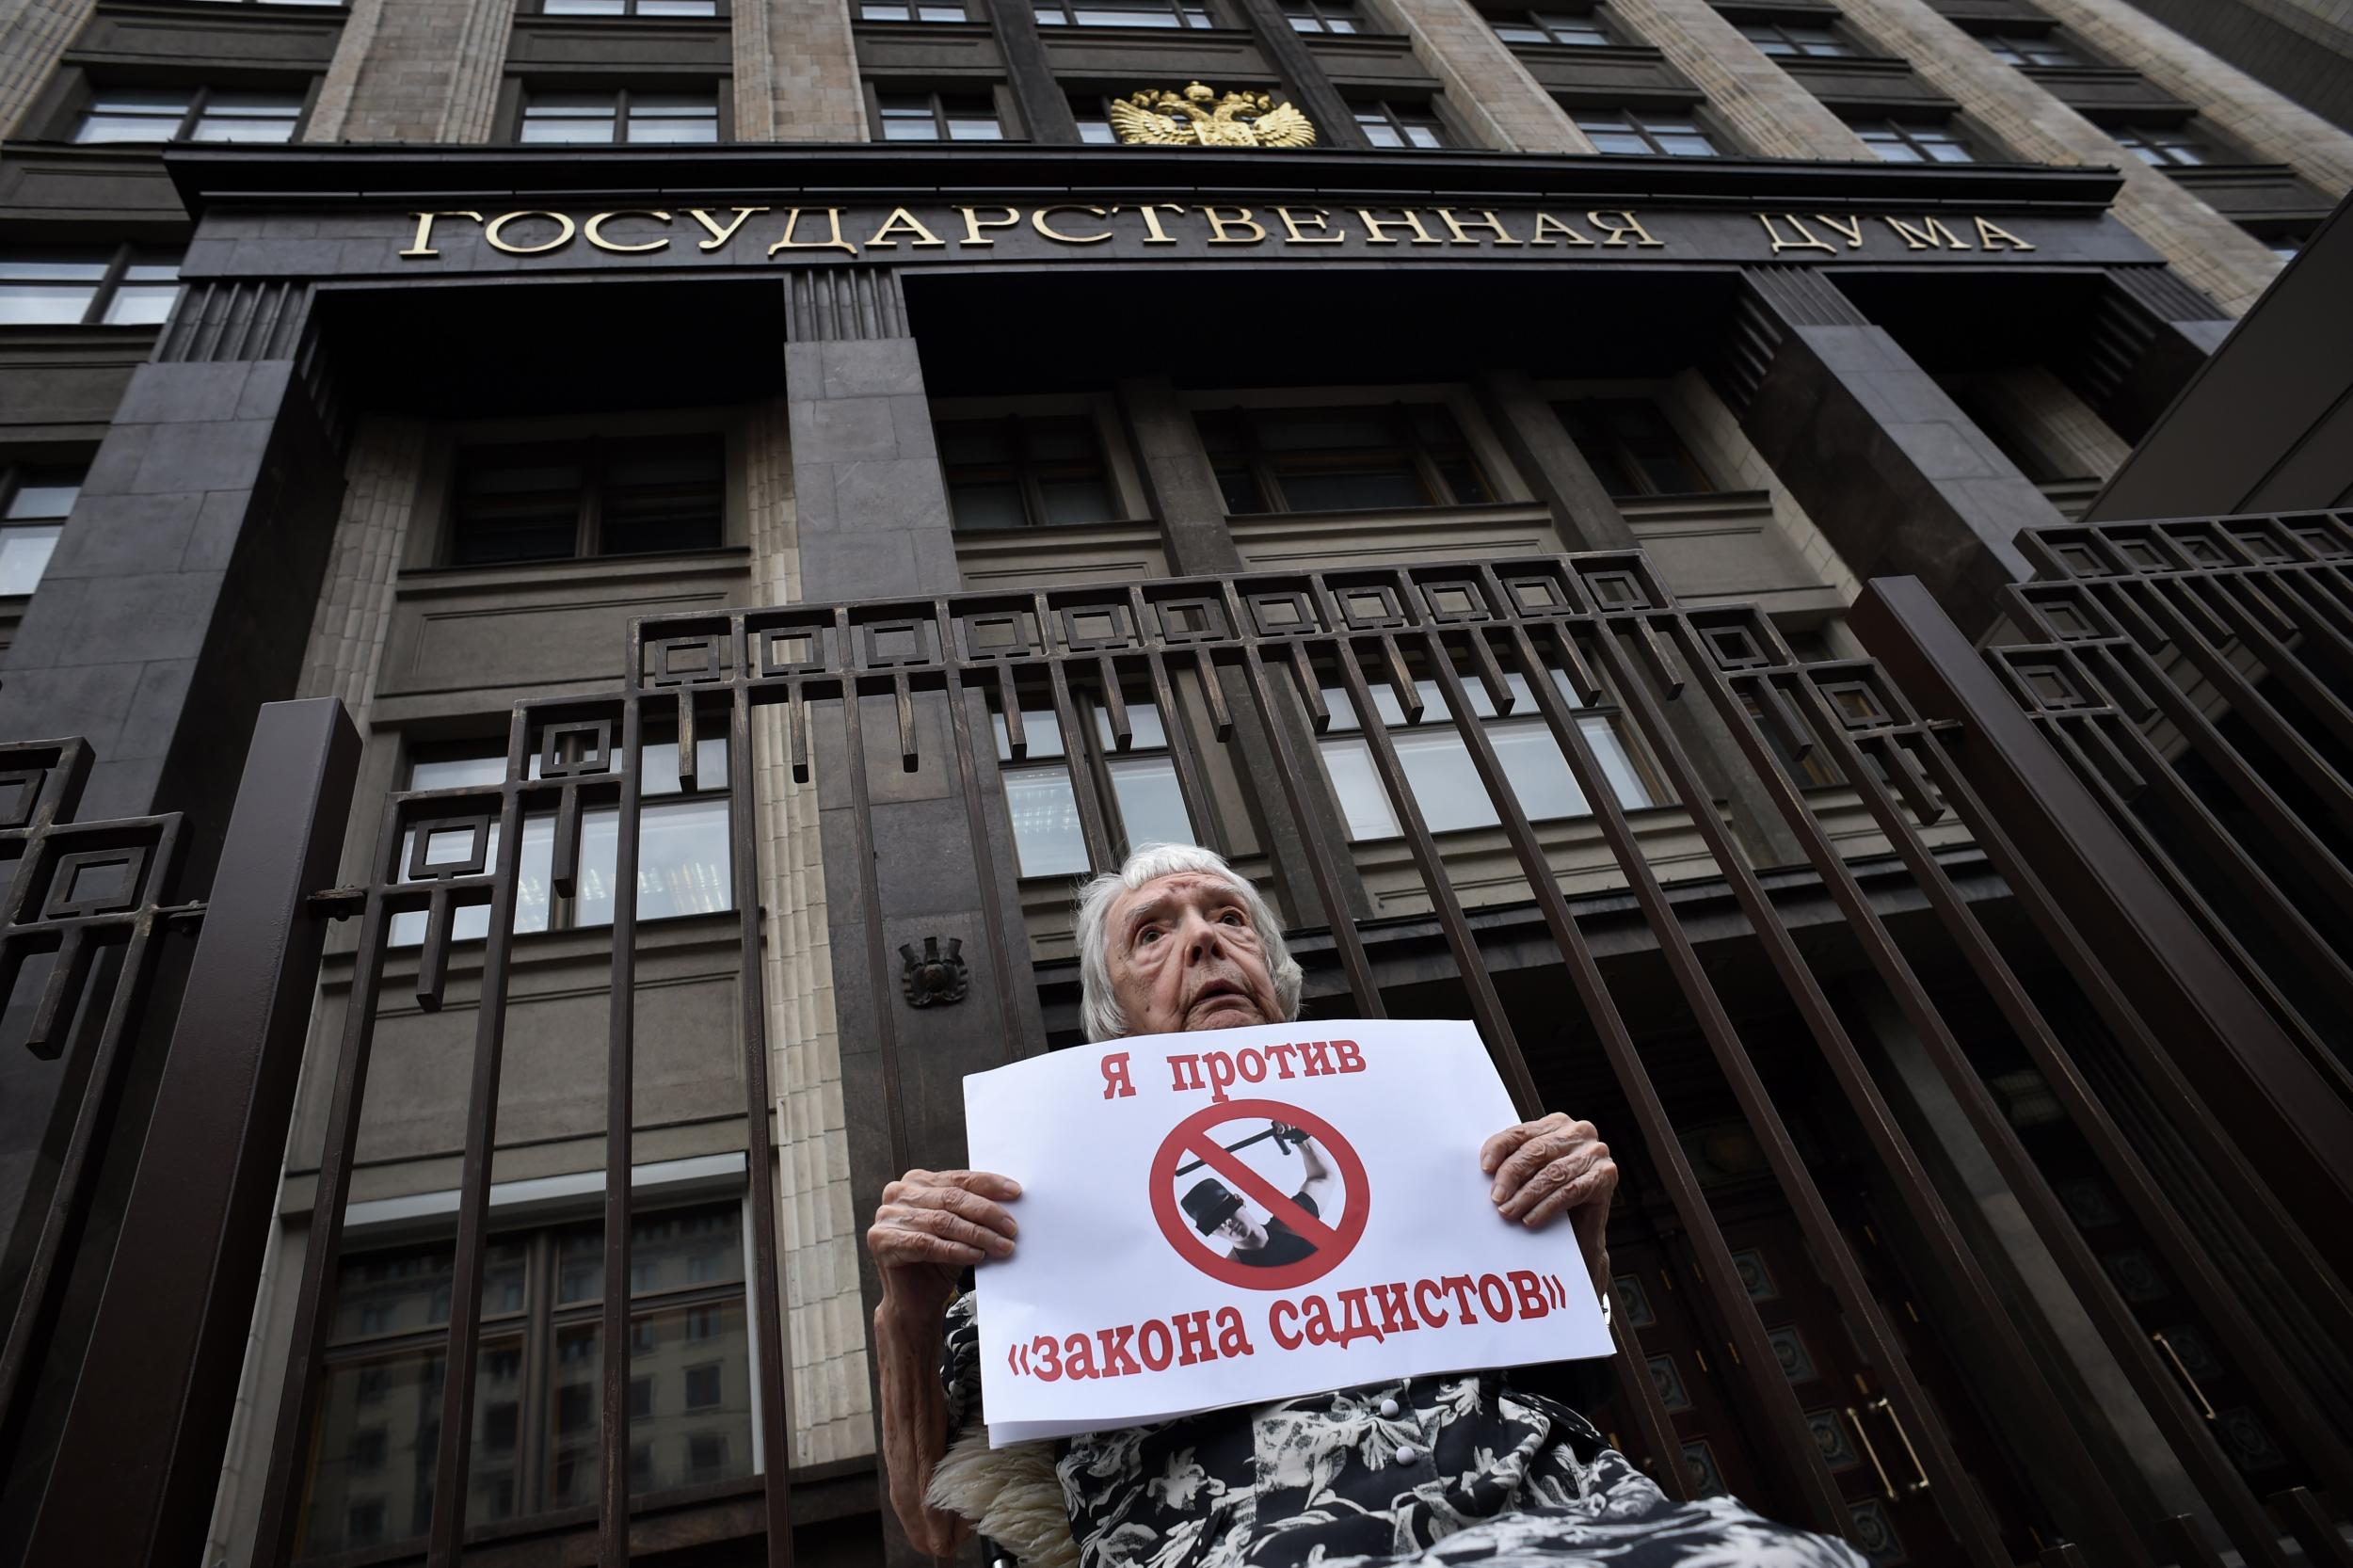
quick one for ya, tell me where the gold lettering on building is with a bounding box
[1973,216,2035,251]
[1529,212,1595,247]
[485,211,577,255]
[768,207,856,256]
[956,205,1022,245]
[1128,202,1188,245]
[1273,206,1345,243]
[1353,208,1441,246]
[1032,205,1115,244]
[1757,214,1836,254]
[584,210,672,253]
[1883,215,1974,250]
[687,206,767,251]
[1434,208,1520,246]
[1588,210,1663,248]
[865,207,948,248]
[1814,215,1865,248]
[1199,206,1268,244]
[401,210,482,258]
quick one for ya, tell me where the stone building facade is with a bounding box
[0,0,2348,1564]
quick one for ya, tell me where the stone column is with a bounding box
[0,0,93,137]
[1724,266,2051,638]
[1836,0,2285,315]
[2034,0,2353,199]
[1365,0,1591,152]
[734,0,869,141]
[1607,0,1875,158]
[306,0,517,144]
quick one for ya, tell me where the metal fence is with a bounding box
[1,538,2348,1568]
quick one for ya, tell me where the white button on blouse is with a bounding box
[1378,1398,1401,1418]
[1394,1445,1420,1466]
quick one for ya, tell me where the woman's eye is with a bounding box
[1220,910,1244,926]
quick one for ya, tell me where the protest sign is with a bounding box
[963,1018,1612,1445]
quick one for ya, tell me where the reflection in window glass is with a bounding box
[0,471,79,595]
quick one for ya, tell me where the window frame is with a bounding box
[936,409,1123,531]
[1195,399,1499,516]
[70,80,314,144]
[855,0,975,19]
[1551,397,1717,499]
[1974,26,2087,69]
[0,244,182,328]
[1351,97,1450,149]
[991,684,1205,877]
[436,428,734,568]
[298,1196,754,1557]
[1032,0,1216,27]
[1487,6,1614,47]
[530,0,728,15]
[1278,0,1361,32]
[2107,120,2226,168]
[866,83,1013,140]
[511,81,727,144]
[1849,115,1979,164]
[1732,17,1856,57]
[0,462,83,598]
[1571,106,1722,157]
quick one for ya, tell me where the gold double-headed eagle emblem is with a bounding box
[1107,81,1317,148]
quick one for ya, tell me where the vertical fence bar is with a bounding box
[598,694,644,1568]
[25,698,359,1566]
[424,722,530,1568]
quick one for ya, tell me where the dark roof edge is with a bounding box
[157,141,2129,213]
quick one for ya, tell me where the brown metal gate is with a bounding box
[0,529,2347,1568]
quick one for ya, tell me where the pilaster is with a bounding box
[1367,0,1589,151]
[307,0,517,144]
[1836,0,2285,315]
[0,0,94,137]
[1607,0,1875,158]
[295,416,425,712]
[2033,0,2353,199]
[733,0,869,141]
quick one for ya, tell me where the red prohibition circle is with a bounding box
[1149,1097,1370,1290]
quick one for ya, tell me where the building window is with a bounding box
[187,0,344,7]
[72,85,307,143]
[938,414,1115,529]
[1317,667,1655,840]
[2245,224,2310,261]
[1071,92,1119,142]
[518,87,719,142]
[297,1201,751,1557]
[1280,0,1359,31]
[446,433,724,565]
[1035,0,1211,23]
[874,89,1004,139]
[0,467,79,596]
[391,731,732,946]
[1850,116,1977,163]
[1977,28,2082,68]
[1553,400,1713,497]
[1197,404,1494,514]
[1575,109,1719,156]
[1353,99,1448,148]
[859,0,968,16]
[539,0,720,12]
[0,248,180,327]
[1735,19,1853,57]
[992,695,1194,877]
[2110,122,2221,167]
[1489,8,1610,45]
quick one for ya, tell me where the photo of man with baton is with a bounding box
[1178,1121,1333,1267]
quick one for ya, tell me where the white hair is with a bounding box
[1074,842,1304,1043]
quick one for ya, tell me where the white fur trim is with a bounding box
[925,1427,1080,1568]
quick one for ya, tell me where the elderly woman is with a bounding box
[867,843,1864,1568]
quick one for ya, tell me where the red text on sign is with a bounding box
[1166,1039,1365,1102]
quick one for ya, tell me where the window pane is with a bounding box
[0,283,94,324]
[1318,736,1401,840]
[625,93,718,143]
[950,481,1027,529]
[1277,463,1427,510]
[1579,715,1653,809]
[388,815,555,945]
[1109,756,1193,849]
[1037,475,1112,525]
[572,796,733,926]
[300,1349,444,1553]
[992,703,1067,761]
[1093,696,1170,751]
[631,1300,754,1493]
[548,1323,601,1512]
[0,525,62,595]
[102,284,180,325]
[547,0,629,10]
[1004,764,1090,875]
[553,1202,744,1303]
[946,115,1003,139]
[600,434,725,554]
[5,480,77,520]
[638,0,719,11]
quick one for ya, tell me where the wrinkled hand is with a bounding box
[1479,1113,1617,1291]
[864,1167,1021,1320]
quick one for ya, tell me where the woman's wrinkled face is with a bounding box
[1106,872,1282,1038]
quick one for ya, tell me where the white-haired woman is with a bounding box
[867,843,1864,1568]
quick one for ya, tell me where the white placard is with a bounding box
[963,1018,1612,1445]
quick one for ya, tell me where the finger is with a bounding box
[868,1224,986,1268]
[902,1184,1020,1240]
[1519,1160,1616,1231]
[938,1169,1024,1200]
[883,1206,1014,1258]
[1497,1144,1606,1220]
[1479,1112,1566,1176]
[1493,1122,1595,1201]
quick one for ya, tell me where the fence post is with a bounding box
[24,697,358,1566]
[1853,577,2353,1273]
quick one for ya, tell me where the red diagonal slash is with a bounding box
[1188,1132,1342,1254]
